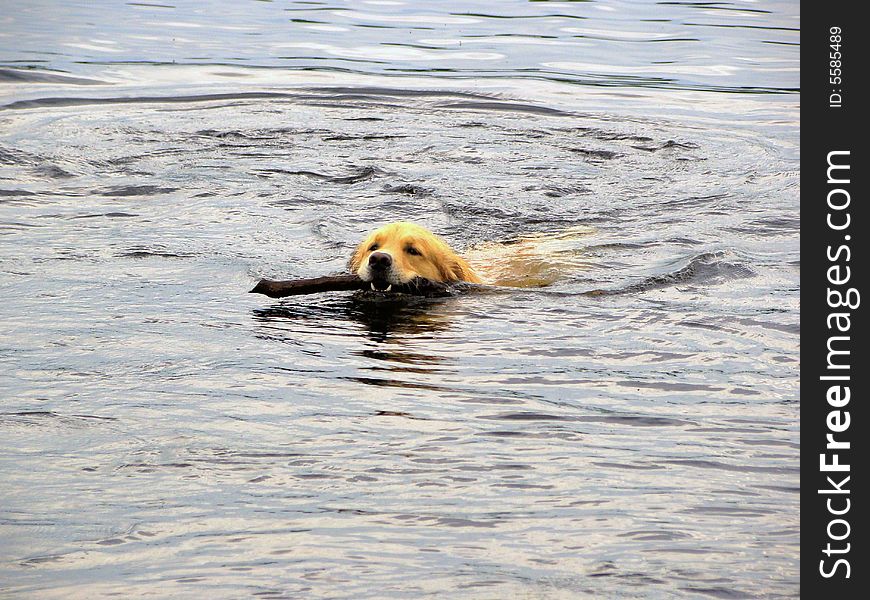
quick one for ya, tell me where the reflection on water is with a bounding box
[254,293,456,344]
[1,1,798,598]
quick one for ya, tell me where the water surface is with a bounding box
[1,1,799,598]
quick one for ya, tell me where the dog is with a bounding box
[349,222,482,291]
[349,221,593,291]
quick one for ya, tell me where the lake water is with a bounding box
[0,1,799,598]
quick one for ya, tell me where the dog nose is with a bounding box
[368,251,392,271]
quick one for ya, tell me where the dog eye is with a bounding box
[405,246,421,256]
[369,243,379,251]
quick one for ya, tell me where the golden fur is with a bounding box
[463,225,593,287]
[349,222,482,286]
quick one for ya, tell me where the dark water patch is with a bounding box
[33,163,77,179]
[436,100,574,117]
[193,128,298,142]
[586,252,754,296]
[432,517,498,528]
[119,247,194,259]
[290,99,407,112]
[480,412,690,427]
[345,376,470,396]
[440,202,517,223]
[728,216,800,235]
[584,241,648,253]
[613,573,669,587]
[678,587,754,600]
[539,185,592,197]
[503,127,552,139]
[304,86,497,100]
[323,134,408,142]
[568,148,621,160]
[70,212,139,219]
[649,547,717,555]
[492,482,555,490]
[255,166,381,184]
[0,68,106,85]
[558,127,655,143]
[372,410,418,419]
[594,132,655,143]
[666,459,799,475]
[127,2,176,8]
[365,362,444,376]
[729,316,799,336]
[477,430,532,438]
[729,387,761,396]
[754,485,799,495]
[661,1,772,15]
[455,12,588,21]
[631,140,701,152]
[667,236,705,246]
[619,380,723,392]
[593,462,663,471]
[655,193,729,210]
[0,410,117,428]
[483,412,571,421]
[451,121,489,129]
[618,529,692,541]
[587,562,619,577]
[309,93,423,105]
[0,221,46,231]
[579,415,691,427]
[685,21,799,33]
[98,184,179,197]
[681,507,768,520]
[1,91,307,111]
[0,144,43,166]
[19,554,68,567]
[680,315,798,337]
[456,580,505,589]
[381,184,432,196]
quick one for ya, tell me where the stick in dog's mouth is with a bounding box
[249,274,462,298]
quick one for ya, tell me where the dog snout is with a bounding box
[368,251,392,271]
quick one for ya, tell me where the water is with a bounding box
[1,1,799,598]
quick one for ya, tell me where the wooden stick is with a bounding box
[250,274,366,298]
[249,274,458,298]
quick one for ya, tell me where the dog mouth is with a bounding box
[369,277,393,292]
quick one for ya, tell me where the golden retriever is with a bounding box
[349,222,482,291]
[349,221,592,291]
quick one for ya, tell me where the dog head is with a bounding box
[349,222,481,291]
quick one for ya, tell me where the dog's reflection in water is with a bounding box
[251,291,454,347]
[252,293,455,383]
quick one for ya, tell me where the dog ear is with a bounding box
[438,256,473,282]
[348,241,367,272]
[442,256,483,283]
